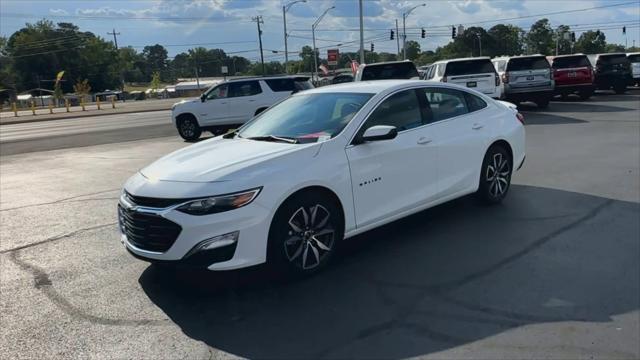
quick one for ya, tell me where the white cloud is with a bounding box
[49,8,69,16]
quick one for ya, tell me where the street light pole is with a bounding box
[283,0,307,74]
[359,0,365,64]
[312,6,334,83]
[402,3,425,60]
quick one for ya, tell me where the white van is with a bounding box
[171,76,313,140]
[425,57,501,98]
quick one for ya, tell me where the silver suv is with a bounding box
[493,55,555,108]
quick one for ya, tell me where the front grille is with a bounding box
[124,191,190,208]
[118,205,182,252]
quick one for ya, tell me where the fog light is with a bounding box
[185,231,239,257]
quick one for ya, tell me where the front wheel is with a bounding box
[269,192,343,275]
[613,83,627,94]
[477,146,512,204]
[177,116,202,141]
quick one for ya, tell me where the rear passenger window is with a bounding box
[445,60,496,76]
[360,90,423,133]
[464,92,487,112]
[228,81,261,97]
[506,57,550,71]
[422,88,469,121]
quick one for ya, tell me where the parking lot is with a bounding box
[1,90,639,358]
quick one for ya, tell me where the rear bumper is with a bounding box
[504,83,554,95]
[554,84,594,94]
[505,90,553,101]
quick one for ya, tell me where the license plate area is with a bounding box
[526,75,535,81]
[466,81,477,87]
[568,72,577,78]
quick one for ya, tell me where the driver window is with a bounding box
[358,89,423,137]
[422,88,469,122]
[206,84,228,100]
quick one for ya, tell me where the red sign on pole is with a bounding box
[327,49,339,66]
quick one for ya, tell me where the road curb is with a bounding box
[0,107,171,126]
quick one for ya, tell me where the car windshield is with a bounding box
[598,54,628,65]
[552,55,591,68]
[628,54,640,63]
[507,57,550,71]
[237,93,373,143]
[445,60,496,76]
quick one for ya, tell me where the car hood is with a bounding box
[140,137,319,183]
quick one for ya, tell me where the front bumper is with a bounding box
[118,191,273,271]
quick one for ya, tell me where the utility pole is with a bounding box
[107,28,120,49]
[108,28,125,99]
[253,16,265,75]
[396,19,400,57]
[477,33,482,56]
[359,0,365,65]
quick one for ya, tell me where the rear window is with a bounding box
[598,54,628,65]
[507,57,550,71]
[552,55,591,69]
[265,78,313,92]
[445,60,496,76]
[361,62,419,81]
[627,54,640,63]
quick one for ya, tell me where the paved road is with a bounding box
[0,110,175,155]
[0,91,639,359]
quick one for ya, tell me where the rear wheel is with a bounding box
[613,82,627,94]
[536,97,550,109]
[477,145,512,204]
[268,192,343,275]
[177,115,202,141]
[578,89,594,100]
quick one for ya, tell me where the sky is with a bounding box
[1,0,639,62]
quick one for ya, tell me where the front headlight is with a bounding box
[176,188,261,215]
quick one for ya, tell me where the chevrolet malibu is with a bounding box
[119,80,525,274]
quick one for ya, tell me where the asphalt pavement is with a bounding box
[0,90,639,359]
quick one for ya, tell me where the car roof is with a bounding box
[433,56,491,64]
[300,79,472,95]
[551,53,587,58]
[493,54,545,60]
[359,60,414,67]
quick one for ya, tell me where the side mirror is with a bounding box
[200,94,206,102]
[359,125,397,143]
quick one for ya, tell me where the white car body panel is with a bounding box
[430,57,502,99]
[122,80,525,270]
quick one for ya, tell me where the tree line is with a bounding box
[0,19,635,96]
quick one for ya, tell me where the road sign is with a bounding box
[327,49,339,66]
[221,66,228,74]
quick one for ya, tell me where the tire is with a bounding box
[476,145,512,205]
[560,93,569,101]
[177,115,202,141]
[613,83,626,94]
[536,97,550,109]
[578,90,593,100]
[268,191,344,275]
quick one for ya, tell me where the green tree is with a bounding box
[574,30,607,54]
[526,18,554,55]
[402,40,421,61]
[555,25,573,55]
[142,44,168,80]
[605,43,626,53]
[73,78,91,101]
[488,24,524,56]
[299,46,318,73]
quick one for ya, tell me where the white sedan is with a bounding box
[119,80,525,274]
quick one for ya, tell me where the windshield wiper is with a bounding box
[245,135,298,144]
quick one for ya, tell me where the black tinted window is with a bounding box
[507,57,550,71]
[228,81,261,97]
[445,60,496,76]
[265,79,294,92]
[465,92,488,112]
[598,55,629,65]
[360,90,423,133]
[628,54,640,63]
[361,62,419,80]
[421,88,469,122]
[294,79,313,90]
[552,55,591,68]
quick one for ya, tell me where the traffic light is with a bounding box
[571,32,576,42]
[451,26,456,39]
[421,28,426,38]
[371,43,374,52]
[390,29,394,40]
[623,26,626,34]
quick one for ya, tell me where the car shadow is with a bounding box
[519,111,587,125]
[519,101,631,113]
[139,185,639,359]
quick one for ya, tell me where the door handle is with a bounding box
[248,99,256,102]
[472,123,484,130]
[417,137,432,145]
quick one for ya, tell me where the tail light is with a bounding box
[516,112,525,125]
[501,73,509,84]
[495,74,500,86]
[441,76,447,83]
